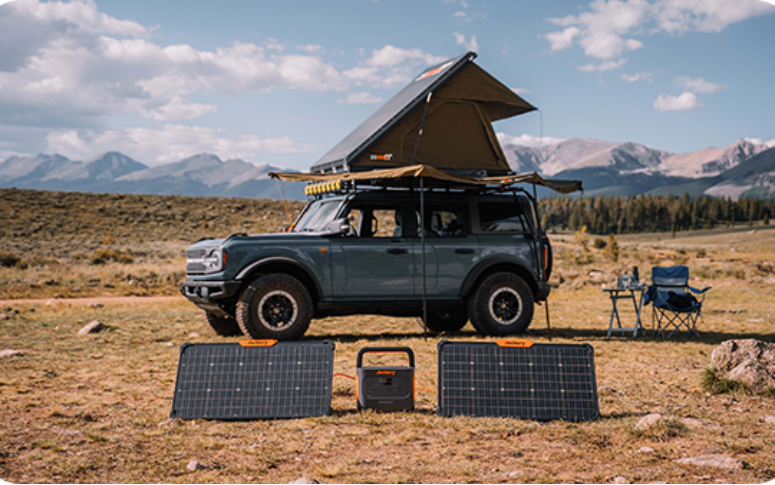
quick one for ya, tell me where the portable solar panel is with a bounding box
[437,340,599,421]
[170,340,335,420]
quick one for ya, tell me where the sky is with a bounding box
[0,0,773,169]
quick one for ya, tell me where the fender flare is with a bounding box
[235,256,323,300]
[459,257,539,298]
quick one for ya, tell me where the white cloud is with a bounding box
[337,92,383,104]
[545,26,580,51]
[577,58,627,72]
[511,87,531,94]
[674,76,727,94]
[365,45,445,67]
[620,71,655,82]
[497,132,566,148]
[46,124,316,165]
[453,32,479,52]
[653,91,701,111]
[453,11,467,17]
[296,44,323,54]
[544,0,774,63]
[140,96,218,122]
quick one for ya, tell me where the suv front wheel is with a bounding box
[236,274,313,340]
[468,272,534,336]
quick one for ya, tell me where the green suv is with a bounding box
[181,188,552,340]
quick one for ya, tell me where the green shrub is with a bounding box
[593,237,607,250]
[0,251,22,268]
[701,368,749,395]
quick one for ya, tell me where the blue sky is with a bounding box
[0,0,773,168]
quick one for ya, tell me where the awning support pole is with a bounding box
[410,92,433,339]
[532,182,552,341]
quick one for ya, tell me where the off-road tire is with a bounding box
[236,273,313,340]
[203,311,242,336]
[468,272,534,336]
[416,309,468,333]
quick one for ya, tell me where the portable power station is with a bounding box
[356,347,415,412]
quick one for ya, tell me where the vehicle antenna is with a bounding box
[410,92,433,339]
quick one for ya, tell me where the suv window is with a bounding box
[419,205,468,238]
[478,201,529,233]
[344,205,400,237]
[294,199,342,232]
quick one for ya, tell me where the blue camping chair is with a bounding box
[643,266,711,339]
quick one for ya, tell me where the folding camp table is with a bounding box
[603,285,646,337]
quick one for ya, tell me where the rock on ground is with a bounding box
[676,454,747,470]
[612,476,628,484]
[86,302,104,308]
[711,339,775,393]
[187,460,207,472]
[188,332,201,338]
[635,413,664,431]
[636,446,655,454]
[288,477,319,484]
[0,349,23,358]
[78,320,104,335]
[762,416,775,425]
[0,312,10,320]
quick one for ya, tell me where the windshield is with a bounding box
[293,199,343,232]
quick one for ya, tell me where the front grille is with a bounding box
[187,262,206,274]
[186,248,207,259]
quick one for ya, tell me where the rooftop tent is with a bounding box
[310,52,536,175]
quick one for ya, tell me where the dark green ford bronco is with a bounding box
[181,187,552,340]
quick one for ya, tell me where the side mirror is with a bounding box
[321,217,350,237]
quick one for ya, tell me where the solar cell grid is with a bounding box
[437,341,599,421]
[170,341,334,420]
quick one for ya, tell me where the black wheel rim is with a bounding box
[258,290,297,330]
[489,287,522,325]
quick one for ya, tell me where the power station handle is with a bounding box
[356,347,414,368]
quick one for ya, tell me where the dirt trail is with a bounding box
[0,295,185,306]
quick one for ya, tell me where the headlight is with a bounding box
[202,247,224,274]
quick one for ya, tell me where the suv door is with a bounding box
[415,202,479,298]
[331,201,415,299]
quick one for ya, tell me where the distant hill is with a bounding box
[503,138,775,200]
[0,152,305,200]
[2,137,774,200]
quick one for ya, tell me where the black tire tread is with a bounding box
[203,311,243,337]
[468,272,534,336]
[235,273,313,340]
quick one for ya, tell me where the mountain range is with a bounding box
[0,152,305,200]
[1,137,774,200]
[502,138,775,200]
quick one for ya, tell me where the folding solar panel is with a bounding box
[170,340,334,420]
[437,340,599,421]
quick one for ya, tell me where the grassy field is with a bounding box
[1,188,775,483]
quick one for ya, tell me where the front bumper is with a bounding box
[180,280,241,317]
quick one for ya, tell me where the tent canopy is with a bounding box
[270,164,582,195]
[310,52,536,175]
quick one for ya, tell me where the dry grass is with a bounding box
[2,188,775,483]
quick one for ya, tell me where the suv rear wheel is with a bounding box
[203,311,242,336]
[416,309,468,333]
[236,274,313,340]
[468,272,534,336]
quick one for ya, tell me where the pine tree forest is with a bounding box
[538,194,774,235]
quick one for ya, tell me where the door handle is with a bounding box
[455,248,475,254]
[387,248,408,255]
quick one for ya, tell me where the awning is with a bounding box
[310,52,536,175]
[270,165,582,195]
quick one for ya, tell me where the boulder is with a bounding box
[78,320,104,335]
[762,416,775,425]
[0,349,23,358]
[711,339,775,393]
[676,454,746,470]
[187,460,207,472]
[635,413,664,431]
[288,477,319,484]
